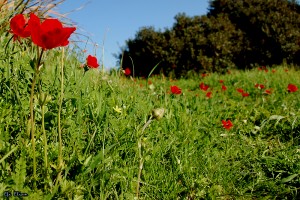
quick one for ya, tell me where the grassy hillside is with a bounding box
[1,1,300,199]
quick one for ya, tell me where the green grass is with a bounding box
[1,2,300,199]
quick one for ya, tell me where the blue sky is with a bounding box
[58,0,210,68]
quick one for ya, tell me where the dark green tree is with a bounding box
[118,0,300,77]
[208,0,300,67]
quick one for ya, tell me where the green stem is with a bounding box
[58,48,65,172]
[136,116,153,199]
[29,48,44,189]
[42,104,48,177]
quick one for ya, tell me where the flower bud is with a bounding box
[151,108,165,120]
[38,93,52,106]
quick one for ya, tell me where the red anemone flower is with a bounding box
[236,88,244,93]
[10,14,31,40]
[242,92,249,97]
[287,84,298,93]
[86,55,99,68]
[255,84,265,89]
[200,82,209,91]
[170,85,182,95]
[28,13,76,50]
[264,89,272,95]
[222,120,233,130]
[221,85,227,91]
[206,92,212,98]
[124,68,131,76]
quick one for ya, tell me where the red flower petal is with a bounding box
[124,68,131,76]
[86,55,99,68]
[10,14,31,39]
[222,120,233,130]
[287,84,298,93]
[170,85,182,95]
[29,13,76,50]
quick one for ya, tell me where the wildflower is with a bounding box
[113,105,122,113]
[86,55,99,68]
[287,84,298,93]
[219,80,224,84]
[200,82,209,91]
[255,84,265,89]
[206,91,212,98]
[222,120,233,130]
[221,85,227,91]
[10,14,31,40]
[272,69,276,73]
[236,88,244,93]
[264,89,272,94]
[242,92,249,97]
[124,68,131,76]
[28,13,76,50]
[170,85,182,95]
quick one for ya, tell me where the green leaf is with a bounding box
[269,115,285,121]
[281,174,298,183]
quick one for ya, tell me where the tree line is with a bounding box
[118,0,300,77]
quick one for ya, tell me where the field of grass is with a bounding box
[1,1,300,199]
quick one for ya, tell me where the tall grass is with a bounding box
[0,1,300,199]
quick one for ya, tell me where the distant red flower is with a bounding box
[255,84,265,89]
[219,80,224,84]
[124,68,131,76]
[201,73,209,78]
[86,55,99,68]
[10,14,31,40]
[200,82,209,91]
[28,13,76,50]
[170,85,182,95]
[257,67,262,71]
[236,88,244,93]
[206,91,212,98]
[272,69,276,73]
[222,120,233,130]
[148,80,152,85]
[264,89,272,95]
[242,92,249,97]
[221,85,227,91]
[285,69,289,72]
[287,84,298,93]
